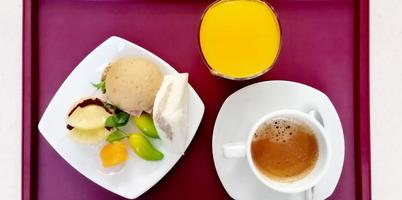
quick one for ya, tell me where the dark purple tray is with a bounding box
[22,0,370,199]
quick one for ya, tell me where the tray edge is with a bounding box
[22,0,37,199]
[354,0,371,199]
[21,0,372,199]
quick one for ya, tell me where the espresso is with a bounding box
[251,117,319,182]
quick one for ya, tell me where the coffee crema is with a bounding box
[251,117,319,182]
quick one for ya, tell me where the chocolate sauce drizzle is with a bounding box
[66,98,113,130]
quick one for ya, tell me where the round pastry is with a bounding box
[104,57,163,116]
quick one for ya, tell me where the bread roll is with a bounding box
[105,57,163,116]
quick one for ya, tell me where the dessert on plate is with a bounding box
[65,56,190,170]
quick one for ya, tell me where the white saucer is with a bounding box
[212,81,344,200]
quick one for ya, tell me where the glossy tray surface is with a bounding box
[22,0,370,199]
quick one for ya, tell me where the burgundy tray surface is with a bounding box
[23,0,370,199]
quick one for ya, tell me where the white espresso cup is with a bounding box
[223,110,331,199]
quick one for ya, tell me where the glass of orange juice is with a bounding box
[199,0,281,80]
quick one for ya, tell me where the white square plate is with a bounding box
[38,36,205,199]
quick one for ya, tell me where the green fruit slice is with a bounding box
[132,113,159,138]
[128,133,164,161]
[69,128,110,144]
[67,105,112,130]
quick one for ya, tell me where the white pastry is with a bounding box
[153,73,189,154]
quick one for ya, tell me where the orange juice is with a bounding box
[199,0,281,79]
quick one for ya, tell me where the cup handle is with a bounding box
[305,187,314,200]
[223,142,247,158]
